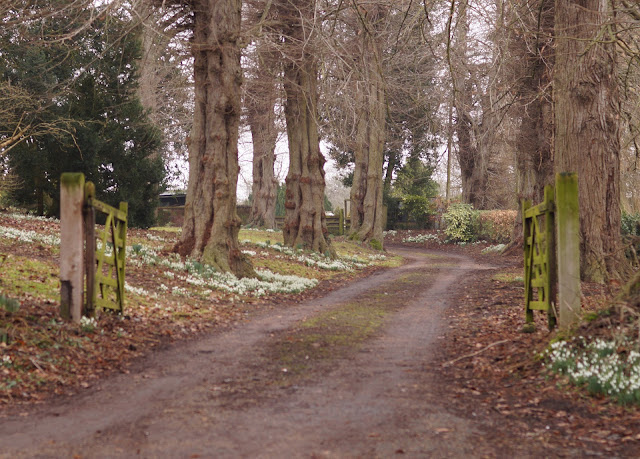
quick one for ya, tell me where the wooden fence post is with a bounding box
[555,173,581,328]
[60,173,85,323]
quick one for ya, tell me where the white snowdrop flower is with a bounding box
[124,283,156,298]
[146,234,166,242]
[481,244,506,254]
[0,226,61,246]
[172,286,189,297]
[80,316,97,329]
[402,233,440,244]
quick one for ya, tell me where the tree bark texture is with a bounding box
[509,0,555,240]
[513,1,555,203]
[175,0,254,278]
[554,0,624,282]
[349,6,387,247]
[246,48,278,229]
[279,0,334,255]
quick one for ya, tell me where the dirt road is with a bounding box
[1,248,540,458]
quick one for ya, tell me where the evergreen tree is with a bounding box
[1,10,165,227]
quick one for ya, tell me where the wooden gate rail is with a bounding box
[522,185,556,329]
[522,173,580,330]
[84,182,127,315]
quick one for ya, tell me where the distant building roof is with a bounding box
[159,192,186,207]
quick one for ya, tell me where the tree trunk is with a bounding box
[349,6,386,248]
[511,0,555,239]
[279,0,334,255]
[383,149,398,193]
[446,97,453,200]
[554,0,624,282]
[174,0,254,278]
[246,48,278,229]
[451,1,490,210]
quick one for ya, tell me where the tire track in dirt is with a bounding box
[1,248,513,458]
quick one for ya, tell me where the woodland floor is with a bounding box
[1,219,640,457]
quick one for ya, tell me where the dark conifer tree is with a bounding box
[1,9,165,227]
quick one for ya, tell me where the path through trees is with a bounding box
[0,248,548,457]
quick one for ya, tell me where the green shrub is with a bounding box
[402,195,436,228]
[622,212,640,236]
[622,212,640,263]
[442,203,478,242]
[476,210,517,243]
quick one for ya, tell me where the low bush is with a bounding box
[622,212,640,264]
[476,210,517,243]
[402,195,436,228]
[622,212,640,237]
[442,203,477,242]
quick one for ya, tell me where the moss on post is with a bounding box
[555,172,581,329]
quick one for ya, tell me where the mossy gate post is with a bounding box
[60,173,127,323]
[523,173,580,330]
[60,173,85,323]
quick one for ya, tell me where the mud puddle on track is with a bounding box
[1,248,503,458]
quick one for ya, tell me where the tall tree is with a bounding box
[449,0,507,210]
[173,0,255,276]
[449,0,488,208]
[348,2,388,247]
[277,0,334,255]
[617,2,640,214]
[245,48,279,229]
[511,0,554,206]
[554,0,624,281]
[243,1,280,229]
[323,1,441,233]
[136,1,193,185]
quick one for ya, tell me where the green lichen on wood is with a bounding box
[60,172,85,189]
[555,172,580,329]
